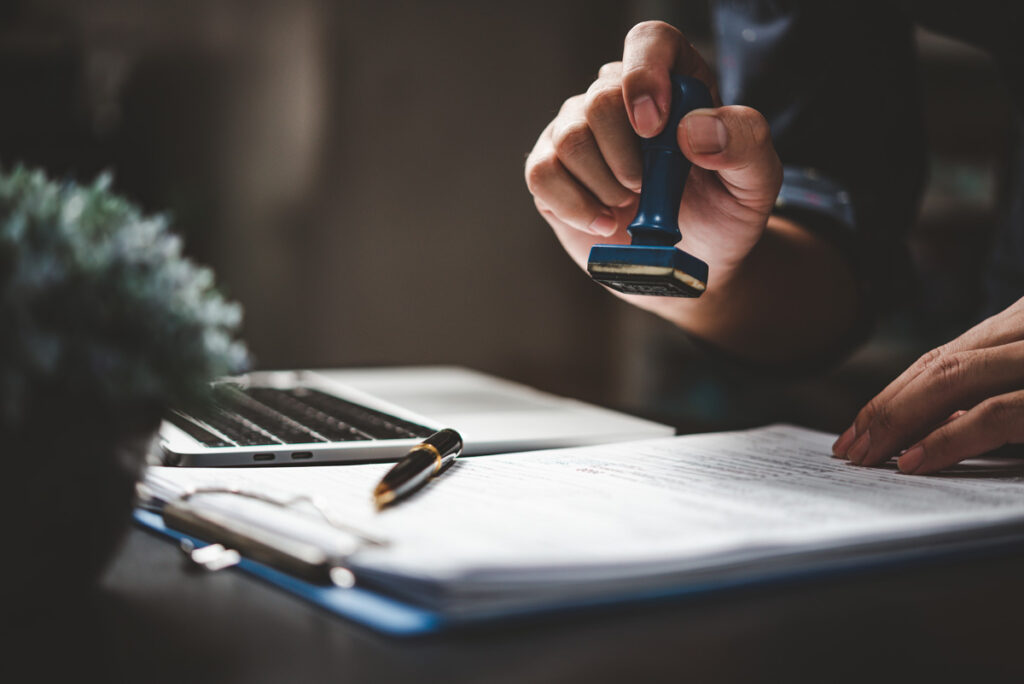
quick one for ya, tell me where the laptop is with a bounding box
[158,366,674,466]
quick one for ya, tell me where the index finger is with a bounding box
[621,21,719,138]
[850,341,1024,467]
[834,302,1024,456]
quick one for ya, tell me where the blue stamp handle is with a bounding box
[628,75,713,247]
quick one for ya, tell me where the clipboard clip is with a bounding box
[163,487,387,588]
[180,538,242,572]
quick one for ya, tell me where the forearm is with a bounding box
[636,216,862,366]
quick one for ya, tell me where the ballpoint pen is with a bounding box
[373,428,463,509]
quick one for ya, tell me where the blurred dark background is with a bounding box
[0,0,1012,432]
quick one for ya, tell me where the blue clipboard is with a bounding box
[135,508,1024,637]
[135,510,443,635]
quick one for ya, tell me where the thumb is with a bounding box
[677,105,782,212]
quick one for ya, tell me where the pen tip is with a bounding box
[373,485,395,510]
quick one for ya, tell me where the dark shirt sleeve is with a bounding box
[712,0,927,323]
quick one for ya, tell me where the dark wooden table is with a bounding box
[18,524,1024,683]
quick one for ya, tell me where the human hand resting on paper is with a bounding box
[523,21,783,316]
[833,297,1024,475]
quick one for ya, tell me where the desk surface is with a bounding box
[20,525,1024,682]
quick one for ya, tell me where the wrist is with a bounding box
[650,213,861,365]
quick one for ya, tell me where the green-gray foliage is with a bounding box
[0,166,249,428]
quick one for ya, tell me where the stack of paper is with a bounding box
[144,425,1024,616]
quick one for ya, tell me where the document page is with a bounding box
[145,425,1024,603]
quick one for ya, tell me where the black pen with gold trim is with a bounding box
[373,428,463,509]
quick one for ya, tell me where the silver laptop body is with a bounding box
[158,366,673,467]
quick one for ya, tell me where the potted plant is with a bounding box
[0,166,248,595]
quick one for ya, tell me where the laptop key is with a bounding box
[182,406,283,446]
[217,386,329,445]
[165,411,233,448]
[243,387,372,441]
[281,388,434,440]
[170,384,435,449]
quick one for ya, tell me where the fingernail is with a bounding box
[631,96,661,137]
[588,213,618,237]
[898,445,925,474]
[832,425,856,457]
[847,430,871,465]
[685,113,727,154]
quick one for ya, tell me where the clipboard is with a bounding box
[134,508,1024,637]
[135,509,444,635]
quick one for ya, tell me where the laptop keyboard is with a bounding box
[166,386,435,448]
